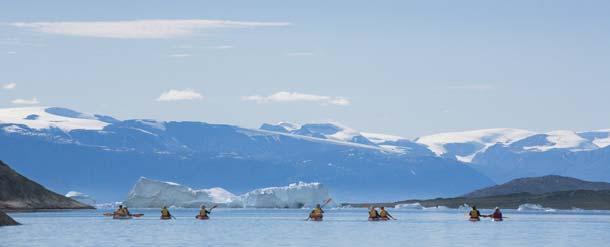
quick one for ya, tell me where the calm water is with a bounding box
[2,208,610,247]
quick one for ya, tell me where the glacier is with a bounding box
[122,178,333,208]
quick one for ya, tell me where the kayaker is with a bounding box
[368,206,380,220]
[161,206,172,219]
[488,207,503,221]
[114,205,126,216]
[123,207,132,217]
[468,206,481,221]
[379,206,395,220]
[309,204,324,220]
[197,205,211,219]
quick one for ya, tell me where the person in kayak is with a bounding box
[123,207,132,217]
[368,206,380,220]
[114,205,127,216]
[487,207,503,221]
[161,206,172,219]
[468,206,481,221]
[379,207,395,220]
[197,205,211,219]
[309,204,324,220]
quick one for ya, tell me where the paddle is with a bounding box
[305,198,333,221]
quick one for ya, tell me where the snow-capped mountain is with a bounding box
[0,107,493,202]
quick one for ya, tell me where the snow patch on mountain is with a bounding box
[0,107,109,131]
[65,191,96,206]
[415,128,536,162]
[361,132,405,144]
[523,130,595,152]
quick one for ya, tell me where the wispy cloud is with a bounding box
[242,91,350,106]
[12,97,39,105]
[169,53,192,58]
[447,84,494,91]
[10,19,291,39]
[2,82,16,90]
[209,45,233,49]
[7,51,17,55]
[286,52,314,56]
[156,89,203,102]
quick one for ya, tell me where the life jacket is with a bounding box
[312,208,323,215]
[161,208,170,217]
[469,210,480,218]
[492,211,502,219]
[369,209,379,218]
[199,209,209,217]
[379,210,388,218]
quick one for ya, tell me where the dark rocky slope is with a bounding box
[463,175,610,198]
[0,160,93,210]
[0,211,19,226]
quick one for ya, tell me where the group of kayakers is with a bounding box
[468,206,503,221]
[110,203,505,222]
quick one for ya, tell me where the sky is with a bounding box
[1,0,610,138]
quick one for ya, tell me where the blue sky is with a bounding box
[1,0,610,138]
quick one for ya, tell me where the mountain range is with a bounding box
[1,106,609,202]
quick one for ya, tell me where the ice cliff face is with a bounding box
[122,178,332,208]
[236,182,333,208]
[123,177,237,208]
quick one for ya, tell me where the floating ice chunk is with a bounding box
[235,182,334,208]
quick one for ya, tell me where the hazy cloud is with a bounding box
[169,53,192,58]
[242,91,350,106]
[286,52,314,56]
[11,19,291,39]
[156,89,203,101]
[448,84,494,91]
[12,97,39,105]
[2,82,16,90]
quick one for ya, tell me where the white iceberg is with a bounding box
[65,191,96,206]
[517,203,556,212]
[394,203,424,210]
[122,177,333,208]
[236,182,334,208]
[123,177,238,208]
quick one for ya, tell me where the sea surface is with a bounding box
[2,208,610,247]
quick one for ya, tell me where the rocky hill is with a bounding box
[463,175,610,198]
[0,211,19,226]
[0,160,93,210]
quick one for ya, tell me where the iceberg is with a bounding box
[236,182,334,208]
[122,178,333,208]
[517,203,556,212]
[394,203,424,210]
[123,177,238,208]
[65,191,96,206]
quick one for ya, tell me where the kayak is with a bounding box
[309,217,323,221]
[492,218,503,222]
[113,215,132,220]
[469,218,480,222]
[160,216,172,220]
[196,215,210,220]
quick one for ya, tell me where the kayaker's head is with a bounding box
[316,204,321,208]
[495,207,500,212]
[163,206,167,209]
[201,205,206,209]
[380,206,385,210]
[118,205,123,209]
[472,206,477,210]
